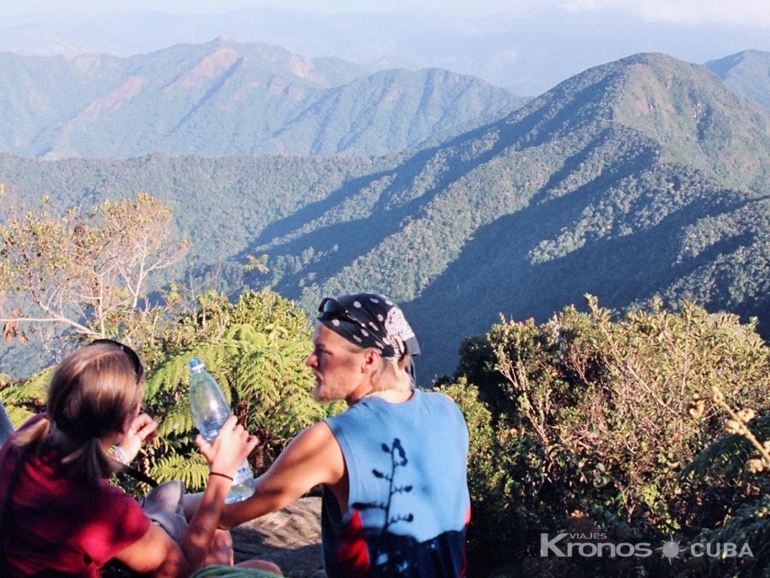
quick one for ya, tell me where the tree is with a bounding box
[0,191,190,349]
[445,295,770,575]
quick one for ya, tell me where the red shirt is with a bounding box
[0,416,151,577]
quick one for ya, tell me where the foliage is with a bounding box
[0,288,336,495]
[139,289,340,489]
[0,191,189,354]
[439,379,547,577]
[449,295,770,575]
[677,389,770,575]
[5,51,770,384]
[681,494,770,577]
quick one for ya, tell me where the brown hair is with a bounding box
[14,341,144,482]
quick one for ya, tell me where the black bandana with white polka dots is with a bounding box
[317,293,420,359]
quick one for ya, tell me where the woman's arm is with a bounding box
[114,415,257,577]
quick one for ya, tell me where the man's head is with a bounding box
[316,293,420,359]
[308,293,420,404]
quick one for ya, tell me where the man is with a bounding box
[220,292,470,576]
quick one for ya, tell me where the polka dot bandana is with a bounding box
[317,293,420,359]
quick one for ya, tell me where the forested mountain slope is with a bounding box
[0,37,522,159]
[706,50,770,110]
[3,52,770,381]
[248,53,770,379]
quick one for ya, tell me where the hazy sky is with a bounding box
[5,0,770,23]
[2,0,770,95]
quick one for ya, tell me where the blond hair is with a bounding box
[14,342,143,482]
[371,353,415,393]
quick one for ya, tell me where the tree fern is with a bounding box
[141,291,325,476]
[148,452,210,491]
[155,400,197,440]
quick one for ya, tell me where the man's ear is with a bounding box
[362,349,380,372]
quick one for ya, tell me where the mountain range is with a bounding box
[2,44,770,381]
[0,37,523,159]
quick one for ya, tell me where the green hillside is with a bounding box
[3,52,770,383]
[248,53,770,380]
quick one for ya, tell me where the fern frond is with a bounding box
[156,402,197,438]
[147,452,210,491]
[146,333,260,399]
[691,495,770,575]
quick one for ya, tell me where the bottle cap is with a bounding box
[189,358,204,372]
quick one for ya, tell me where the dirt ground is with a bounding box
[231,497,325,577]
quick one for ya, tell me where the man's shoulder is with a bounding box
[417,388,463,410]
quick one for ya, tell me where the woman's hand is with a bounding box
[195,415,258,478]
[117,413,158,463]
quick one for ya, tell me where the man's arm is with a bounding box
[219,421,345,529]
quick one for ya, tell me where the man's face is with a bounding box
[306,323,366,403]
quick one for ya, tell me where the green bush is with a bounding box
[0,289,340,495]
[446,295,770,576]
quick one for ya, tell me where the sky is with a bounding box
[2,0,770,95]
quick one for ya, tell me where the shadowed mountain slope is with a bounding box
[706,50,770,111]
[246,53,770,379]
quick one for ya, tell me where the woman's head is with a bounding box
[16,339,144,481]
[47,340,144,442]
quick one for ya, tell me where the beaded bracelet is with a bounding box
[209,472,234,481]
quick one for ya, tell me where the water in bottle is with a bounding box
[188,357,256,503]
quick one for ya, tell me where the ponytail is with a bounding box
[16,342,143,483]
[59,437,117,482]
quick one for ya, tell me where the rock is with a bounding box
[232,497,325,577]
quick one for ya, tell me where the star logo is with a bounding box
[660,538,681,564]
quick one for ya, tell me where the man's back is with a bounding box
[322,389,470,577]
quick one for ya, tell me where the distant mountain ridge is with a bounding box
[706,50,770,111]
[3,52,770,381]
[0,37,524,159]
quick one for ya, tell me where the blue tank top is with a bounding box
[322,389,470,577]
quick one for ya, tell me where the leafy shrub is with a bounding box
[0,289,339,495]
[447,295,770,575]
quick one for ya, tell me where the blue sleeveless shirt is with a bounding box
[322,389,470,577]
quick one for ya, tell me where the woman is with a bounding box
[0,339,280,577]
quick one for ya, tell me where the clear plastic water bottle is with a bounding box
[188,357,255,504]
